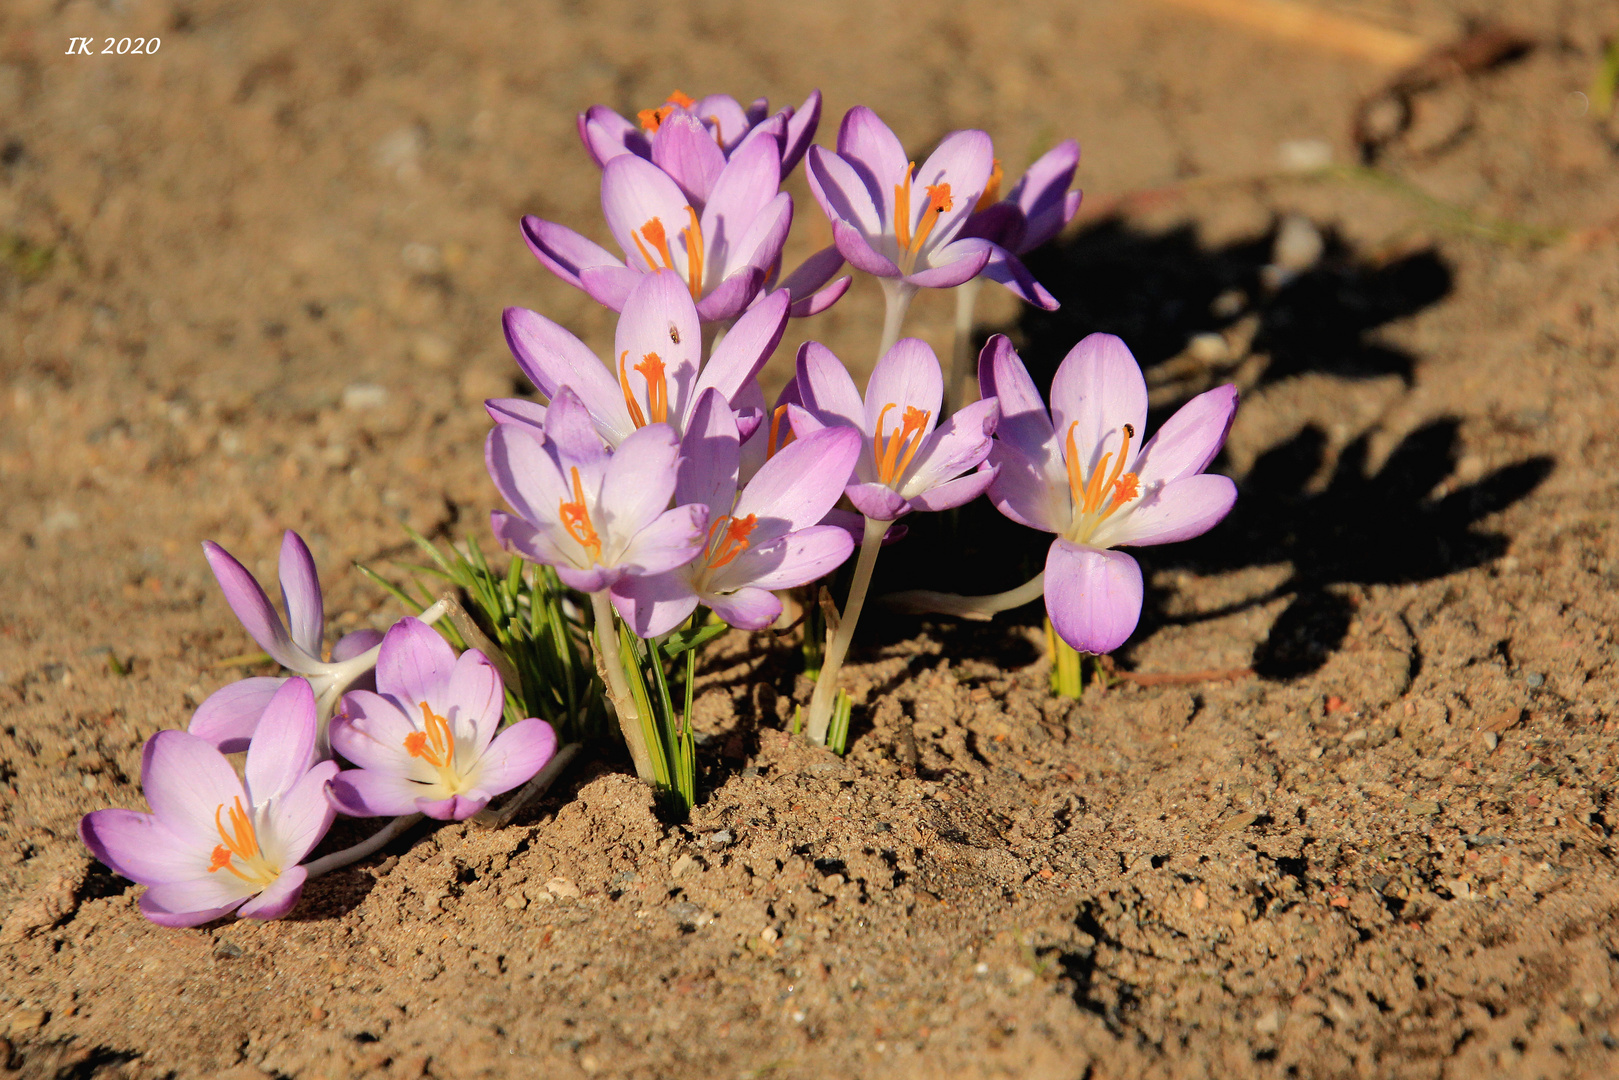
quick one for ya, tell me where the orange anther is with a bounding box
[681,206,705,300]
[767,403,796,458]
[208,795,262,881]
[666,90,695,109]
[705,513,758,569]
[974,159,1003,213]
[873,403,932,486]
[619,351,648,429]
[404,701,454,768]
[558,466,604,562]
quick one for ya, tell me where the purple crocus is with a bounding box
[979,333,1238,654]
[192,531,384,752]
[488,272,788,447]
[327,618,557,821]
[79,678,338,927]
[615,389,859,636]
[524,130,845,322]
[791,338,1000,521]
[486,386,709,607]
[958,140,1082,308]
[806,107,996,292]
[579,89,822,193]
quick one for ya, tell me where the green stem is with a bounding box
[589,590,655,782]
[805,516,888,744]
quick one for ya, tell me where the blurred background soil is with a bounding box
[3,0,1619,1077]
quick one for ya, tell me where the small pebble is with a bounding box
[341,383,388,410]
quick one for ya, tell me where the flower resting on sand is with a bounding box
[79,678,338,927]
[327,618,557,821]
[979,333,1238,654]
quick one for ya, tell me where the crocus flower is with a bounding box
[192,531,384,752]
[487,386,709,606]
[488,272,789,447]
[579,89,822,195]
[957,140,1082,310]
[791,338,1000,521]
[979,333,1238,654]
[523,131,845,321]
[327,618,557,821]
[615,389,859,636]
[805,107,996,291]
[80,678,338,927]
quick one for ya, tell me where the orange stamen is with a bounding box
[893,164,915,253]
[1064,421,1140,523]
[636,91,697,133]
[636,217,676,273]
[667,90,695,109]
[619,351,649,428]
[974,159,1004,213]
[767,403,796,458]
[207,796,261,881]
[908,183,953,257]
[634,352,669,424]
[680,206,704,300]
[873,403,932,486]
[404,701,454,769]
[558,466,603,562]
[704,513,758,569]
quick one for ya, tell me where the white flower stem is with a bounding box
[303,814,424,879]
[879,571,1046,620]
[945,277,983,418]
[588,590,656,782]
[805,515,888,745]
[877,278,917,361]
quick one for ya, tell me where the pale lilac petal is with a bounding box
[651,113,728,204]
[910,129,993,246]
[188,677,285,754]
[504,306,632,442]
[900,397,998,497]
[236,866,308,921]
[695,95,751,147]
[139,881,249,927]
[733,426,861,534]
[821,509,908,546]
[694,266,765,322]
[847,482,910,521]
[675,388,741,525]
[729,525,855,591]
[614,273,703,424]
[795,342,868,433]
[616,504,709,576]
[331,690,427,775]
[907,462,997,512]
[202,541,301,670]
[490,511,575,574]
[702,132,782,246]
[543,388,612,477]
[961,201,1023,249]
[986,440,1066,533]
[264,761,339,868]
[979,335,1056,457]
[777,246,845,303]
[444,649,504,756]
[1131,384,1239,489]
[417,793,490,821]
[1012,140,1082,251]
[375,617,457,715]
[864,338,944,438]
[1050,333,1148,478]
[600,423,682,538]
[470,718,558,795]
[612,570,701,638]
[1095,474,1238,549]
[831,219,900,277]
[719,191,792,281]
[835,106,909,216]
[1045,541,1143,654]
[244,678,318,804]
[554,562,616,594]
[698,289,788,412]
[906,237,992,289]
[141,731,247,850]
[980,245,1059,310]
[579,106,647,167]
[601,156,696,275]
[79,810,201,886]
[780,89,821,174]
[332,629,384,663]
[806,145,884,238]
[578,264,644,312]
[704,586,784,630]
[789,275,851,318]
[521,216,622,289]
[485,397,548,432]
[277,532,324,658]
[327,768,424,818]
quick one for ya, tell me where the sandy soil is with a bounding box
[3,0,1619,1077]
